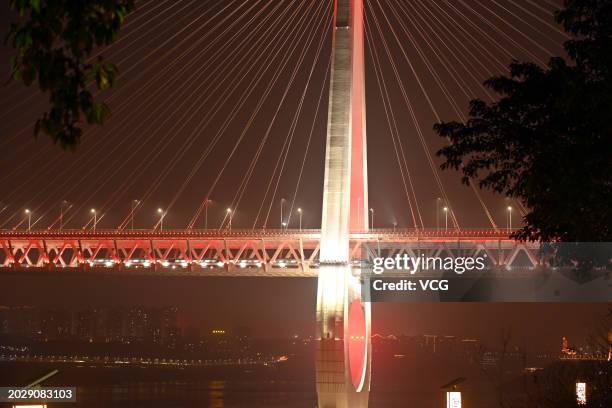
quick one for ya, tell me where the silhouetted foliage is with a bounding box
[528,360,611,407]
[435,0,612,242]
[5,0,135,148]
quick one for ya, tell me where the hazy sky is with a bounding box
[0,0,567,230]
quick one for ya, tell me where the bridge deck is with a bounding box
[0,229,538,275]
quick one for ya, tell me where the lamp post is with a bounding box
[90,209,97,231]
[0,203,6,227]
[282,222,287,231]
[226,208,232,231]
[131,199,140,230]
[369,208,374,229]
[393,222,397,232]
[507,206,513,230]
[297,208,302,231]
[204,198,211,229]
[157,208,165,231]
[25,209,31,231]
[280,198,286,229]
[443,207,448,231]
[60,200,69,230]
[436,197,441,231]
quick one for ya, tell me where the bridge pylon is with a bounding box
[316,0,370,406]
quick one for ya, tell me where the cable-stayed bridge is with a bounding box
[0,0,568,406]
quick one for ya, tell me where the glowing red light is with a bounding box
[348,299,367,391]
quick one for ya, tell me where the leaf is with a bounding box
[6,0,136,148]
[30,0,40,13]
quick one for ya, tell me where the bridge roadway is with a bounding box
[0,228,538,276]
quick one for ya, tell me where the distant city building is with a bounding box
[0,305,181,346]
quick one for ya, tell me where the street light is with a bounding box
[507,206,513,230]
[60,200,69,230]
[0,203,7,228]
[204,198,212,229]
[157,208,165,231]
[369,208,374,229]
[280,198,286,229]
[443,207,448,231]
[90,209,97,231]
[226,208,232,231]
[24,209,31,231]
[297,208,302,231]
[436,197,441,231]
[131,199,140,230]
[393,222,397,232]
[282,222,287,230]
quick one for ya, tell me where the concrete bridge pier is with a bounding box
[316,264,371,408]
[316,0,371,406]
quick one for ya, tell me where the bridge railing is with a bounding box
[0,227,519,238]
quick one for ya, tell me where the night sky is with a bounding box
[0,0,609,349]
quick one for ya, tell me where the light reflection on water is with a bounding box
[209,380,225,408]
[75,380,318,408]
[73,380,447,408]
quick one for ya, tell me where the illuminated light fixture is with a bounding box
[225,208,233,231]
[446,391,461,408]
[296,207,303,230]
[216,261,224,267]
[576,382,586,405]
[157,208,165,230]
[443,206,449,230]
[162,261,170,267]
[507,206,513,229]
[24,208,32,231]
[13,405,47,408]
[104,261,113,267]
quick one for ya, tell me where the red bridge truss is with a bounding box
[0,229,540,277]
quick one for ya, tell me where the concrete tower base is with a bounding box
[316,265,371,408]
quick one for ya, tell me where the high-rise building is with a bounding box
[160,306,179,348]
